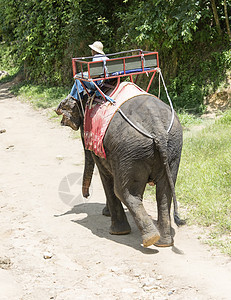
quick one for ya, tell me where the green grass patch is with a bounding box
[177,110,203,128]
[176,110,231,255]
[11,82,69,110]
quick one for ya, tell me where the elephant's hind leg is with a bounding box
[114,182,160,247]
[126,194,160,247]
[155,174,174,247]
[99,170,131,235]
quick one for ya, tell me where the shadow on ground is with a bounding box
[55,202,182,255]
[55,202,160,254]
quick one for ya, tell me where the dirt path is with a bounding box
[0,82,231,300]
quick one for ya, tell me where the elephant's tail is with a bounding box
[157,141,186,227]
[164,154,186,226]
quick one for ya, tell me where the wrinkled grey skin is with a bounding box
[56,94,185,247]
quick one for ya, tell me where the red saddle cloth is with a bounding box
[84,82,148,158]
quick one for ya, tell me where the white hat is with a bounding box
[89,41,105,55]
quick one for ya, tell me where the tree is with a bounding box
[224,0,231,39]
[0,0,230,92]
[210,0,222,35]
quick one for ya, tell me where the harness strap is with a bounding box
[118,108,154,139]
[155,68,175,133]
[74,80,85,116]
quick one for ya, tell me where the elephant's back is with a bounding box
[114,93,179,133]
[103,94,182,161]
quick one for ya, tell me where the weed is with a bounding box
[11,83,69,110]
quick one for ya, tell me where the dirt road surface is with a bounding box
[0,82,231,300]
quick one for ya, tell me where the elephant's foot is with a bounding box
[109,222,131,235]
[142,232,160,248]
[154,236,173,247]
[102,205,110,217]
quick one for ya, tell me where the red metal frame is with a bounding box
[72,50,159,97]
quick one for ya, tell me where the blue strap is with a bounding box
[105,94,116,104]
[111,67,151,76]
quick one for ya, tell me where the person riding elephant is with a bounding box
[66,41,109,101]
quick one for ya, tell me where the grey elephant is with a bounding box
[56,92,185,247]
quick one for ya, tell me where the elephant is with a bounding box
[55,91,185,248]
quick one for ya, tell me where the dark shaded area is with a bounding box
[55,202,183,254]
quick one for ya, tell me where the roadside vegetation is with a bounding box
[177,110,231,255]
[1,0,231,112]
[11,82,68,110]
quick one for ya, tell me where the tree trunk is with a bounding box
[210,0,222,35]
[224,0,231,40]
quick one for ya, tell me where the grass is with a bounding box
[177,110,203,128]
[177,109,231,255]
[11,82,69,110]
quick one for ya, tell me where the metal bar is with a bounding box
[87,63,91,79]
[80,63,83,78]
[141,55,144,71]
[90,81,107,101]
[109,77,120,97]
[72,59,76,77]
[73,52,158,78]
[72,49,143,61]
[146,70,156,93]
[72,51,158,63]
[156,52,159,68]
[134,75,139,84]
[74,69,157,82]
[123,58,126,74]
[79,80,91,97]
[73,52,159,84]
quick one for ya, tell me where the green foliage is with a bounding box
[116,0,231,113]
[160,49,231,113]
[0,0,230,111]
[177,110,203,128]
[216,109,231,124]
[0,0,76,84]
[118,0,205,48]
[0,43,20,74]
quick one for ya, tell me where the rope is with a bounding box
[74,80,85,116]
[118,67,174,134]
[158,71,161,99]
[88,93,95,109]
[118,108,154,139]
[155,68,175,133]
